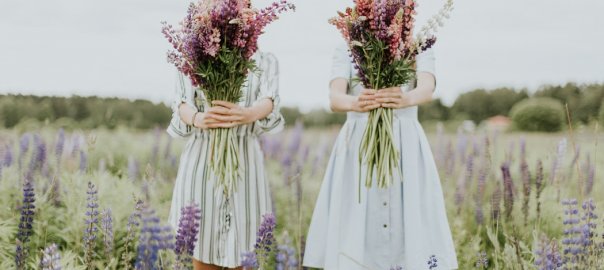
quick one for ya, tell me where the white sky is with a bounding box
[0,0,603,110]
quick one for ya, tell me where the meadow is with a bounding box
[0,121,602,269]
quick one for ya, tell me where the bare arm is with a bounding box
[329,78,380,113]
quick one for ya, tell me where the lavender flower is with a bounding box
[534,237,564,270]
[254,213,277,267]
[275,235,297,270]
[520,150,531,225]
[475,251,488,268]
[55,128,65,163]
[3,144,13,167]
[427,255,438,269]
[241,251,259,269]
[40,243,61,270]
[535,159,545,220]
[561,199,581,265]
[101,208,114,257]
[15,178,35,269]
[501,163,515,220]
[121,199,144,270]
[135,204,174,270]
[174,204,202,269]
[83,182,99,268]
[550,138,567,184]
[491,179,502,222]
[18,133,31,169]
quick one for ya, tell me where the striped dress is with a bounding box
[166,52,284,268]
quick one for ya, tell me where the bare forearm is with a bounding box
[177,102,198,126]
[329,91,356,112]
[245,98,274,123]
[404,72,436,107]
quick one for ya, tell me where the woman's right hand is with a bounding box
[351,89,380,112]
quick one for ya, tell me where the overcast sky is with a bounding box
[0,0,602,110]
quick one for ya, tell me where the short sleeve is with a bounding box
[330,43,353,83]
[254,52,285,135]
[166,76,197,139]
[416,48,436,78]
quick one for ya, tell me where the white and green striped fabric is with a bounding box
[167,52,284,268]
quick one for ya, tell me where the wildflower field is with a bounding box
[0,123,602,269]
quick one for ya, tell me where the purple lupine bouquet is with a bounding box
[330,0,453,196]
[162,0,294,196]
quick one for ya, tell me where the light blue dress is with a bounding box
[303,45,458,270]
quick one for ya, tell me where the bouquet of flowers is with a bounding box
[162,0,295,197]
[330,0,453,196]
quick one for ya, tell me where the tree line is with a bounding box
[1,82,603,130]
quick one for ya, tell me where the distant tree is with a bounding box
[452,89,492,124]
[511,97,565,132]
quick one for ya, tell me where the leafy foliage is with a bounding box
[510,97,565,132]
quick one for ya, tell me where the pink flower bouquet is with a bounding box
[162,0,295,196]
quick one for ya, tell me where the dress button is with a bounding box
[383,202,388,206]
[383,224,388,228]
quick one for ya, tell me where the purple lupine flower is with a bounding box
[455,154,473,211]
[254,213,277,267]
[55,128,65,163]
[491,179,502,221]
[135,204,174,270]
[174,204,202,268]
[561,198,582,265]
[475,159,488,225]
[520,149,531,225]
[241,251,259,269]
[583,155,594,195]
[40,243,61,270]
[427,255,438,269]
[475,251,488,268]
[18,133,31,169]
[534,237,564,270]
[550,138,567,184]
[445,141,455,176]
[79,150,87,173]
[3,144,13,167]
[501,163,515,220]
[83,182,99,267]
[455,129,467,165]
[101,208,114,256]
[15,178,35,269]
[276,235,297,270]
[27,134,47,177]
[121,199,144,270]
[535,160,545,220]
[579,200,598,254]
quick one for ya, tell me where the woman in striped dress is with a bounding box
[167,52,284,270]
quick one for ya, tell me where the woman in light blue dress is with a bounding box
[303,44,458,270]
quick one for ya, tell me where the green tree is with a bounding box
[510,97,565,132]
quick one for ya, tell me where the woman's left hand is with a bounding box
[206,100,255,128]
[375,87,412,109]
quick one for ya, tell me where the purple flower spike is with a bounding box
[101,208,114,256]
[241,251,259,269]
[40,243,61,270]
[174,204,202,268]
[15,178,36,269]
[135,204,174,269]
[83,182,99,267]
